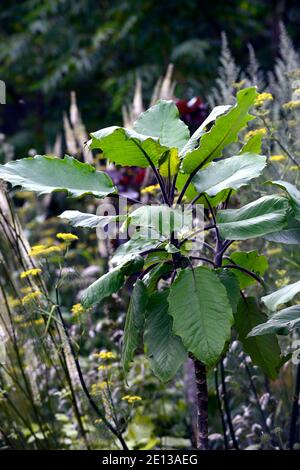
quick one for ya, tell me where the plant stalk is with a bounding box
[193,358,209,450]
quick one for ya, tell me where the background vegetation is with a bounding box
[1,0,300,451]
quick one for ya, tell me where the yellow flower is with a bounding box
[20,268,42,279]
[94,351,117,360]
[7,296,21,309]
[289,165,299,171]
[266,247,282,256]
[98,365,112,371]
[29,244,62,257]
[121,395,142,404]
[94,419,103,424]
[232,79,246,89]
[21,291,42,305]
[141,184,160,195]
[282,100,300,110]
[275,277,290,288]
[14,314,25,323]
[276,269,287,276]
[269,155,287,162]
[71,303,85,316]
[56,233,79,242]
[255,92,273,107]
[34,318,44,326]
[91,382,110,395]
[245,128,267,141]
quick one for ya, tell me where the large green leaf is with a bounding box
[111,238,163,266]
[143,263,172,293]
[234,297,282,379]
[0,155,116,198]
[168,267,233,367]
[216,195,292,241]
[180,105,231,156]
[81,256,144,308]
[144,290,187,382]
[126,205,192,239]
[223,250,268,289]
[158,148,180,177]
[59,210,125,228]
[249,305,300,336]
[89,126,167,167]
[239,133,263,154]
[192,153,266,196]
[217,269,240,314]
[181,87,258,174]
[261,280,300,311]
[266,180,300,219]
[122,280,148,375]
[264,218,300,244]
[134,100,190,151]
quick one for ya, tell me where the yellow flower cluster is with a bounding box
[56,233,79,242]
[122,395,142,404]
[20,268,42,279]
[7,296,21,309]
[276,269,287,276]
[71,303,85,316]
[29,244,62,257]
[245,128,267,141]
[254,92,273,107]
[141,184,160,195]
[266,247,282,256]
[275,277,290,288]
[98,365,112,371]
[91,382,110,395]
[289,165,299,171]
[94,351,116,360]
[282,100,300,110]
[34,318,44,326]
[21,291,42,305]
[269,155,287,162]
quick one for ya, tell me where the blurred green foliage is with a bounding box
[1,0,300,155]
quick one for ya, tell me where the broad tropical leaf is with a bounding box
[59,210,125,228]
[239,133,263,154]
[127,205,193,239]
[267,180,300,219]
[143,263,172,293]
[111,238,163,266]
[0,155,116,198]
[144,290,187,382]
[234,297,282,379]
[264,218,300,244]
[122,280,148,375]
[217,269,240,314]
[89,126,167,167]
[168,267,233,367]
[261,280,300,311]
[159,148,180,177]
[223,250,268,288]
[134,100,190,151]
[180,105,231,156]
[249,305,300,336]
[192,153,266,196]
[216,195,292,241]
[81,256,144,308]
[181,87,258,174]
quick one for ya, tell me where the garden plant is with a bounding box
[1,86,300,449]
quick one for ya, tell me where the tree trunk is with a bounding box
[193,358,209,450]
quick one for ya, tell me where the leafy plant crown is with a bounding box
[1,86,300,381]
